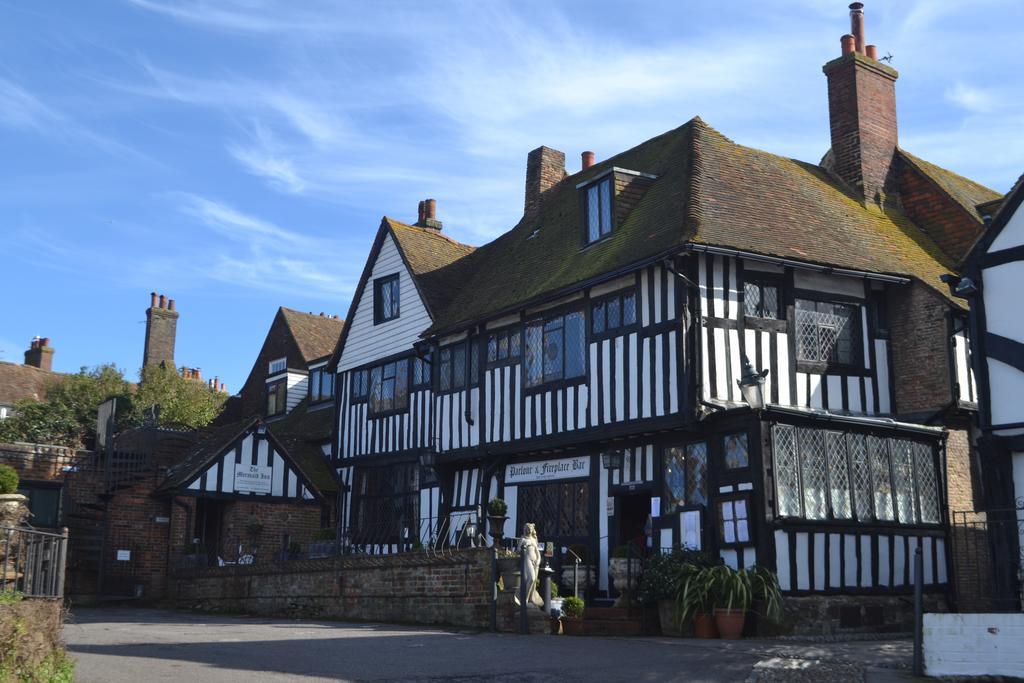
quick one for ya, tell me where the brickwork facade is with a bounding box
[143,296,179,368]
[172,548,497,629]
[898,159,984,263]
[823,52,899,205]
[524,146,566,217]
[888,281,955,416]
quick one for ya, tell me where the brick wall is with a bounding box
[924,613,1024,677]
[779,594,948,636]
[0,442,83,482]
[524,146,565,217]
[172,548,496,629]
[888,281,953,416]
[898,159,983,263]
[143,304,178,369]
[218,499,324,559]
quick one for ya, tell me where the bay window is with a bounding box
[795,299,861,368]
[524,311,586,388]
[369,359,408,415]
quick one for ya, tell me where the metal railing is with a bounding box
[0,526,68,598]
[951,503,1024,612]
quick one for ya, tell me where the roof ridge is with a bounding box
[685,118,707,236]
[898,149,1000,197]
[385,217,477,252]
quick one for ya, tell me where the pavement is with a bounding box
[64,607,917,683]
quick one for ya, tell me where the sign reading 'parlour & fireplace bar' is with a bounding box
[505,456,591,484]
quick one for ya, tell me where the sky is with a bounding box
[1,0,1022,393]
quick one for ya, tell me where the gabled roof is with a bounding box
[0,361,57,406]
[899,150,1001,223]
[159,399,337,498]
[966,172,1024,265]
[279,308,345,363]
[424,117,977,335]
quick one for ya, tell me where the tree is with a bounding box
[130,365,226,430]
[0,364,132,448]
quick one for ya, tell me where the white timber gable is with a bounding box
[338,232,431,372]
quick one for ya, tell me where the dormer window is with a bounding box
[374,275,400,324]
[268,357,287,374]
[583,176,613,244]
[266,379,286,416]
[309,366,334,403]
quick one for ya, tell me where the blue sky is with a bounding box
[2,0,1022,392]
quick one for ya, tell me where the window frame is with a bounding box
[580,175,615,246]
[17,480,63,528]
[350,368,370,404]
[411,352,432,390]
[485,327,522,369]
[716,493,753,548]
[268,357,287,375]
[793,295,865,374]
[663,440,709,513]
[742,274,784,323]
[590,287,639,340]
[522,307,588,392]
[308,366,334,404]
[368,358,410,417]
[373,274,401,325]
[722,432,751,472]
[266,378,287,416]
[771,424,943,528]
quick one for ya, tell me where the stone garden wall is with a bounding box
[171,548,497,629]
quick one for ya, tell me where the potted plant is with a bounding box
[486,498,508,546]
[495,548,521,593]
[640,548,717,636]
[608,545,641,607]
[676,563,720,639]
[548,583,563,634]
[560,596,585,635]
[245,517,264,539]
[708,565,749,640]
[745,565,784,635]
[0,465,25,517]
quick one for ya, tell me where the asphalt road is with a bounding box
[64,608,763,682]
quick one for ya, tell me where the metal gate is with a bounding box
[951,501,1024,612]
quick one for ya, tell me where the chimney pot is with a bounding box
[158,294,166,309]
[866,44,878,60]
[417,200,425,225]
[582,151,595,170]
[150,292,158,308]
[168,298,175,311]
[220,382,226,393]
[840,34,856,55]
[425,198,437,220]
[41,337,50,348]
[849,2,866,54]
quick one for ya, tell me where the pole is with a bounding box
[519,549,528,634]
[490,548,498,632]
[913,546,924,677]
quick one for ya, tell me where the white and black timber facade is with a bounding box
[328,6,1003,609]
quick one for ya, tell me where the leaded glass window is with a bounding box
[743,280,780,319]
[798,428,828,520]
[868,435,895,521]
[914,442,940,523]
[826,431,852,518]
[351,369,370,400]
[723,433,749,469]
[374,274,400,324]
[412,353,431,388]
[664,442,708,509]
[369,359,409,415]
[486,329,521,366]
[773,425,802,517]
[795,299,861,366]
[584,177,614,244]
[452,344,467,389]
[525,310,585,387]
[592,290,637,336]
[891,439,917,524]
[439,348,452,392]
[848,434,874,521]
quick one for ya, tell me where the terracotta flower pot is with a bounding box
[658,599,681,636]
[714,608,746,640]
[693,613,719,639]
[562,618,585,636]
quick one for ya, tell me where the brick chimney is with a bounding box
[415,198,443,230]
[823,3,898,206]
[143,291,179,369]
[24,336,54,372]
[524,146,566,216]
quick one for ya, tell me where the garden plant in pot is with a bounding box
[0,465,24,519]
[486,498,508,546]
[675,563,720,639]
[560,596,585,636]
[495,548,521,593]
[640,548,717,636]
[687,564,783,640]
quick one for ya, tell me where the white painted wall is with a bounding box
[286,371,307,412]
[924,613,1024,677]
[988,358,1024,427]
[989,200,1024,252]
[983,261,1024,344]
[338,233,432,371]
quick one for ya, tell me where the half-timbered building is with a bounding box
[329,4,1001,622]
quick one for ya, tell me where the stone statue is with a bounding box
[516,522,544,608]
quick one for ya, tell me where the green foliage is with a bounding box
[549,582,559,598]
[130,365,226,430]
[675,563,784,625]
[28,652,75,683]
[486,498,508,516]
[0,465,19,495]
[638,547,718,603]
[0,590,23,606]
[561,596,585,619]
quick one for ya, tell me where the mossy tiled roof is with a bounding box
[385,218,476,317]
[416,117,984,335]
[279,308,345,363]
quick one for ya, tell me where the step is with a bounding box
[585,606,644,621]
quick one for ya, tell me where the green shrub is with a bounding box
[561,596,585,619]
[0,590,22,606]
[639,547,718,603]
[486,498,507,516]
[0,465,18,494]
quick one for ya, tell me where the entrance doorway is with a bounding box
[194,499,225,564]
[616,493,650,555]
